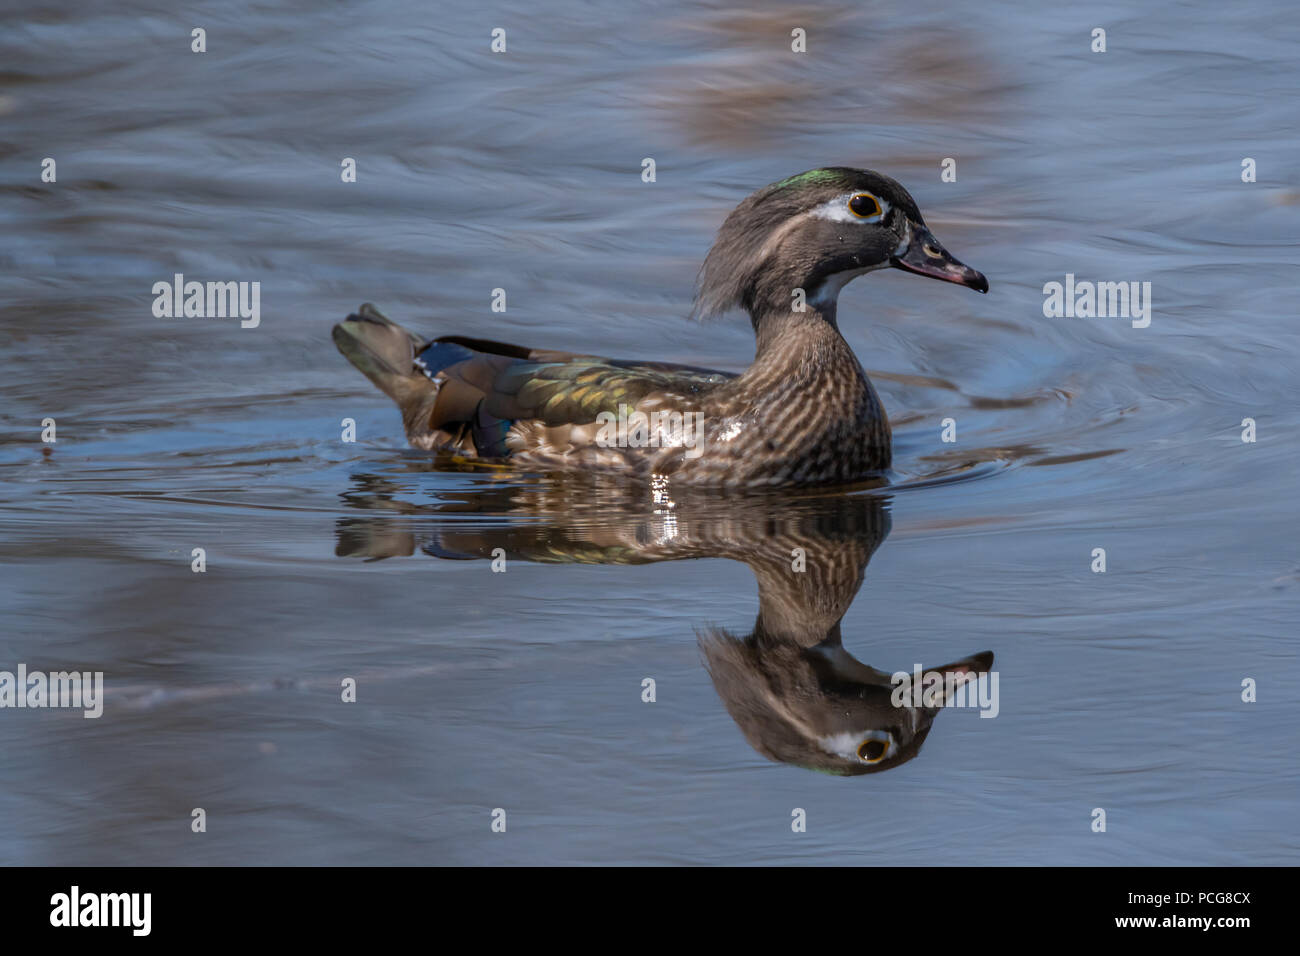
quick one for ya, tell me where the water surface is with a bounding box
[1,0,1297,864]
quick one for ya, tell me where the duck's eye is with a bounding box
[857,738,888,763]
[848,193,882,219]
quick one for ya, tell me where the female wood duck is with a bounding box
[333,167,987,488]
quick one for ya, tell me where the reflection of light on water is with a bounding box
[719,420,743,442]
[650,473,678,541]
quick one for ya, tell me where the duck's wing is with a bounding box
[423,335,735,457]
[482,353,734,424]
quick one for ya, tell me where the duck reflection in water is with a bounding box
[336,472,993,775]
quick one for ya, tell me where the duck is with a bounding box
[332,167,987,488]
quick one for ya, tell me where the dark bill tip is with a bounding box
[890,224,988,294]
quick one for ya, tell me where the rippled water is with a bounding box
[1,0,1297,864]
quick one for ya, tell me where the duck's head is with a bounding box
[700,636,994,776]
[694,166,987,320]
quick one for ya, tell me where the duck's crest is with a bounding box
[771,168,844,190]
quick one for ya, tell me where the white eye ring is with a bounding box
[816,729,896,762]
[809,192,890,224]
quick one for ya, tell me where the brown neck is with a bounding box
[727,300,890,476]
[740,303,860,392]
[752,301,837,354]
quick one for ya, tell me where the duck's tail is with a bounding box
[333,302,526,455]
[333,303,455,450]
[331,303,431,405]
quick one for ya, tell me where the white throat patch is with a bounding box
[809,265,885,307]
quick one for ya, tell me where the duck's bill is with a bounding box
[930,650,995,680]
[918,650,995,711]
[890,224,989,293]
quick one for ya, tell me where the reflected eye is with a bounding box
[848,193,882,219]
[857,738,889,763]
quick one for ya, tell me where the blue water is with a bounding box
[0,0,1297,864]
